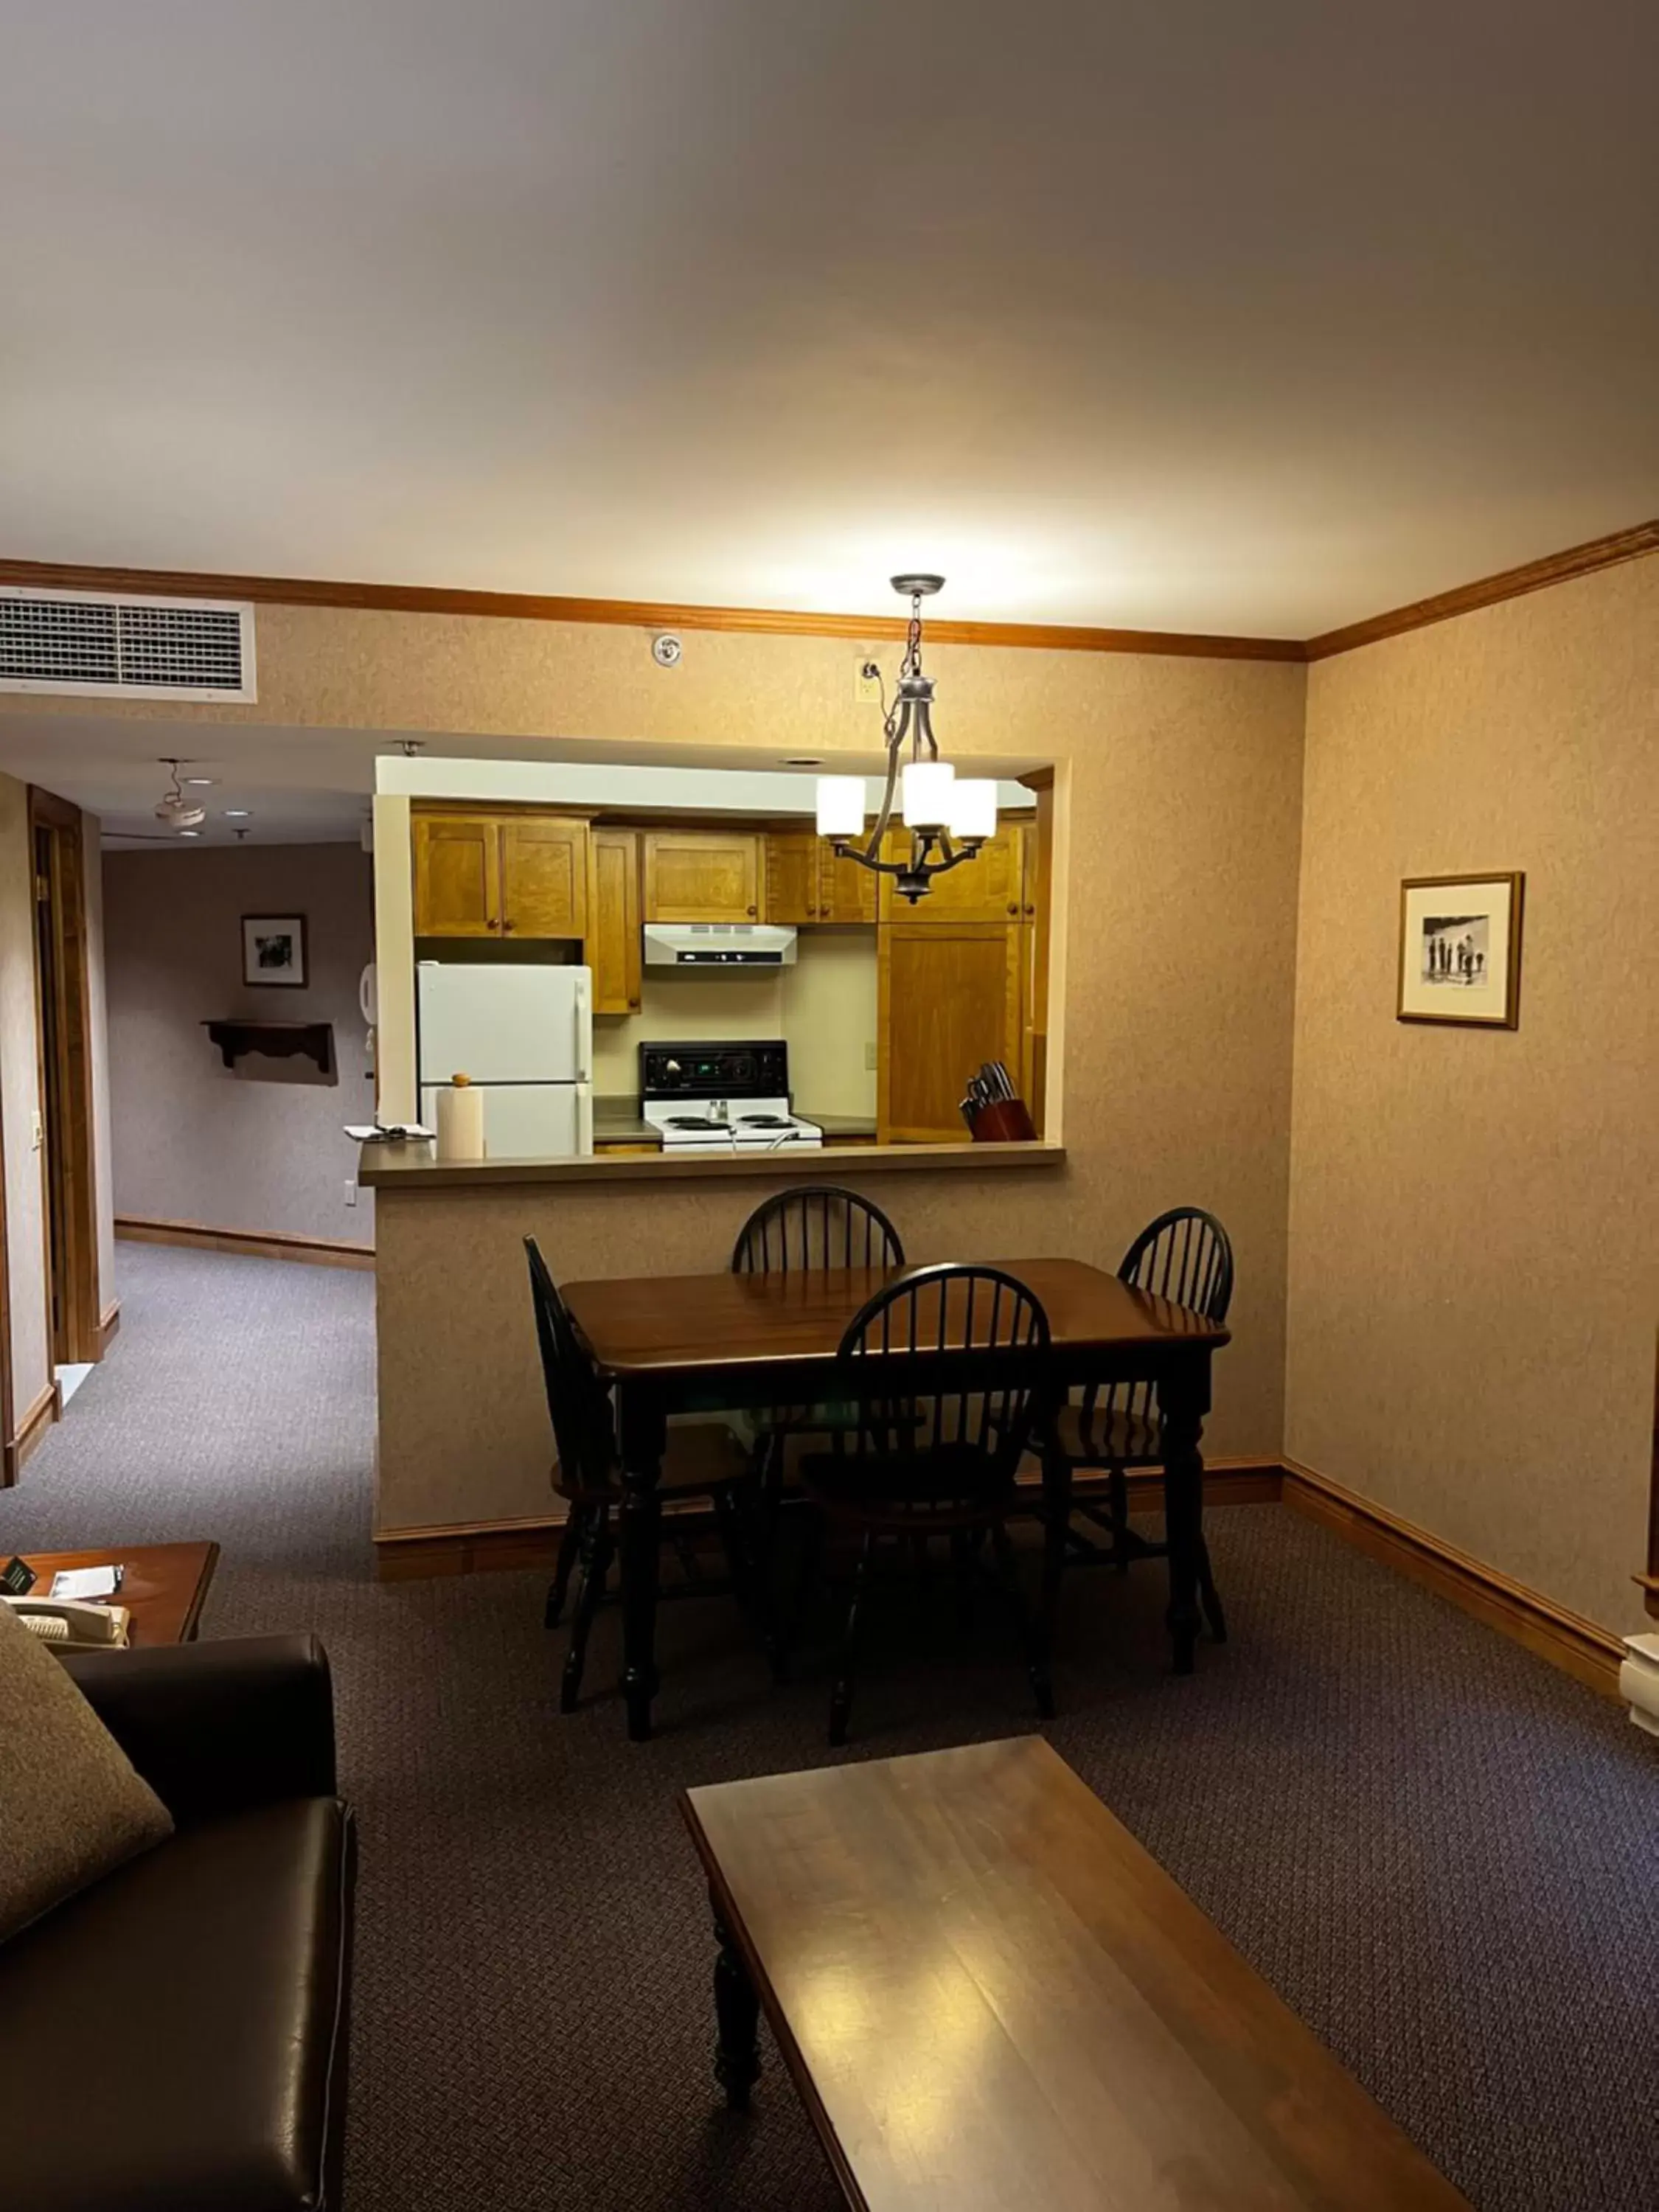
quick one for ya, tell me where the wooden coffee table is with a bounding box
[683,1736,1470,2211]
[16,1541,219,1646]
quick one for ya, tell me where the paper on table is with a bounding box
[345,1123,435,1142]
[49,1565,122,1600]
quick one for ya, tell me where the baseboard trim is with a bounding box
[2,1382,61,1484]
[98,1300,121,1355]
[1280,1456,1624,1700]
[116,1216,375,1271]
[371,1459,1287,1580]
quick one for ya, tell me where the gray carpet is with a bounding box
[4,1245,1657,2212]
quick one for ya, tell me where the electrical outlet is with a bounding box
[343,1178,358,1208]
[864,1041,878,1071]
[855,660,883,705]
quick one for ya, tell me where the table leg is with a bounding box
[1160,1363,1208,1675]
[1040,1420,1072,1655]
[618,1390,667,1742]
[710,1891,761,2109]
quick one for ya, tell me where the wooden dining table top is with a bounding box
[560,1256,1229,1382]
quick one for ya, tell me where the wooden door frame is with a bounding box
[29,787,102,1368]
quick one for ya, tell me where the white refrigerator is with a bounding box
[417,964,593,1158]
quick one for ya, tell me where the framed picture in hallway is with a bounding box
[242,914,308,988]
[1397,872,1523,1028]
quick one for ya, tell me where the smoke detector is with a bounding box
[652,633,683,668]
[153,759,206,830]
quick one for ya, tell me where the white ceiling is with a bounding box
[2,2,1655,637]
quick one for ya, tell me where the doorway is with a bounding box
[29,787,102,1377]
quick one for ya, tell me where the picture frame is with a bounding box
[242,914,308,989]
[1397,873,1523,1029]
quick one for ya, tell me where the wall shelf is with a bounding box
[203,1018,334,1076]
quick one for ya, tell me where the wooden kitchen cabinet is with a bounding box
[764,830,820,923]
[643,830,762,922]
[588,827,642,1014]
[500,817,588,939]
[818,838,880,922]
[411,814,501,937]
[879,823,1026,924]
[413,810,591,939]
[763,830,880,923]
[877,919,1024,1144]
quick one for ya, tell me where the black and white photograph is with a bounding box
[241,912,308,988]
[1397,874,1523,1027]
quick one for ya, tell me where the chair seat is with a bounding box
[1,1798,353,2212]
[1050,1399,1165,1467]
[801,1444,1015,1528]
[554,1415,752,1505]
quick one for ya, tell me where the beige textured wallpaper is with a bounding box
[1287,558,1659,1634]
[104,844,378,1244]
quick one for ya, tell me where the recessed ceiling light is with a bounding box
[178,829,202,838]
[184,776,215,787]
[223,807,251,818]
[782,756,823,768]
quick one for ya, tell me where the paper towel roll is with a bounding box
[435,1075,486,1162]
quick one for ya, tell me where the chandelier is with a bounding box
[815,575,997,903]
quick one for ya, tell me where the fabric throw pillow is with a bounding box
[0,1600,173,1943]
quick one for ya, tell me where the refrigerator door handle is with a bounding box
[576,1084,594,1156]
[572,969,591,1082]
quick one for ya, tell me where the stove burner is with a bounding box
[737,1114,790,1127]
[667,1116,720,1129]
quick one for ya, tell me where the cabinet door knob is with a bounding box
[747,904,757,917]
[1007,902,1019,916]
[501,919,515,933]
[487,917,501,931]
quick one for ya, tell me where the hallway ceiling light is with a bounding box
[153,758,206,830]
[224,808,251,817]
[184,776,215,787]
[815,577,996,904]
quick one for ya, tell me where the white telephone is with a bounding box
[1,1595,131,1648]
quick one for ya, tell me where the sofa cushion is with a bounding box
[0,1797,355,2212]
[0,1598,173,1942]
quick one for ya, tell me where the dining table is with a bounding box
[560,1256,1231,1741]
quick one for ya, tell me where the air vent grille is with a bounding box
[0,588,256,700]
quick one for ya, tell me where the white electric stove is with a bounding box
[640,1041,823,1152]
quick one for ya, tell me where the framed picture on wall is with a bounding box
[242,914,308,988]
[1397,873,1523,1028]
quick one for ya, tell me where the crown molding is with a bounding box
[1304,520,1659,661]
[0,557,1302,663]
[3,518,1654,668]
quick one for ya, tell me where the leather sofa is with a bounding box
[0,1635,356,2211]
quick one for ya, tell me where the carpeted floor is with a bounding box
[4,1245,1657,2211]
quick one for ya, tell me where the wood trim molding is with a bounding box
[1304,521,1659,660]
[29,787,103,1366]
[2,525,1653,669]
[116,1216,375,1271]
[3,1380,60,1486]
[371,1461,1285,1579]
[0,556,1303,664]
[1644,1332,1659,1620]
[1281,1456,1625,1700]
[98,1299,122,1354]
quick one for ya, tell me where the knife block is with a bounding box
[965,1097,1037,1143]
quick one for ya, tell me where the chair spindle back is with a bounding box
[731,1185,905,1276]
[524,1237,615,1493]
[1079,1207,1234,1444]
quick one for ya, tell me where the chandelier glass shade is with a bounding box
[813,575,997,903]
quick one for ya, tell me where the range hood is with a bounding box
[644,923,798,969]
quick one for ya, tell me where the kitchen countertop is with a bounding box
[361,1138,1063,1190]
[592,1097,877,1147]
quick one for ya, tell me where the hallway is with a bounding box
[4,1245,1657,2212]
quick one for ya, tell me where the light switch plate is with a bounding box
[864,1042,878,1071]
